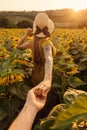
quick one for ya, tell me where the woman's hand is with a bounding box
[35,79,51,94]
[25,28,33,37]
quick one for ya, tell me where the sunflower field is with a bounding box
[0,28,87,130]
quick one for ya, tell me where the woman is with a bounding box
[17,12,56,91]
[17,13,57,127]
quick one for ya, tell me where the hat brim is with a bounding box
[33,18,55,38]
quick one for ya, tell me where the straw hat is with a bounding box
[33,13,55,38]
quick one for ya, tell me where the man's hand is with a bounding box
[25,86,48,112]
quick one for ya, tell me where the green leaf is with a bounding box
[80,53,87,62]
[10,84,30,100]
[52,96,87,130]
[35,104,67,130]
[63,88,87,105]
[0,106,7,121]
[78,61,87,71]
[69,76,86,88]
[49,104,67,117]
[40,117,55,130]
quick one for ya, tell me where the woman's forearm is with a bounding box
[43,45,53,84]
[8,104,37,130]
[44,56,53,82]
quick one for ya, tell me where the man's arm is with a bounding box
[8,86,47,130]
[8,103,37,130]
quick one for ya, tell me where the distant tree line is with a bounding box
[0,16,33,28]
[0,17,10,28]
[0,9,87,28]
[16,20,33,28]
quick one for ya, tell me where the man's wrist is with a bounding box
[21,103,38,123]
[24,103,38,114]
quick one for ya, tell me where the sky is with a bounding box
[0,0,87,12]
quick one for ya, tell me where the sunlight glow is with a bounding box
[66,0,87,12]
[0,0,87,11]
[73,6,85,12]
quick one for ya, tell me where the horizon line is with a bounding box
[0,8,87,12]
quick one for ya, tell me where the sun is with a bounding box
[73,6,84,12]
[73,7,82,12]
[66,0,87,12]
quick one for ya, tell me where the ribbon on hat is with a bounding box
[34,25,50,37]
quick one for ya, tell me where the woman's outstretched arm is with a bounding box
[37,45,53,92]
[8,86,47,130]
[43,45,53,82]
